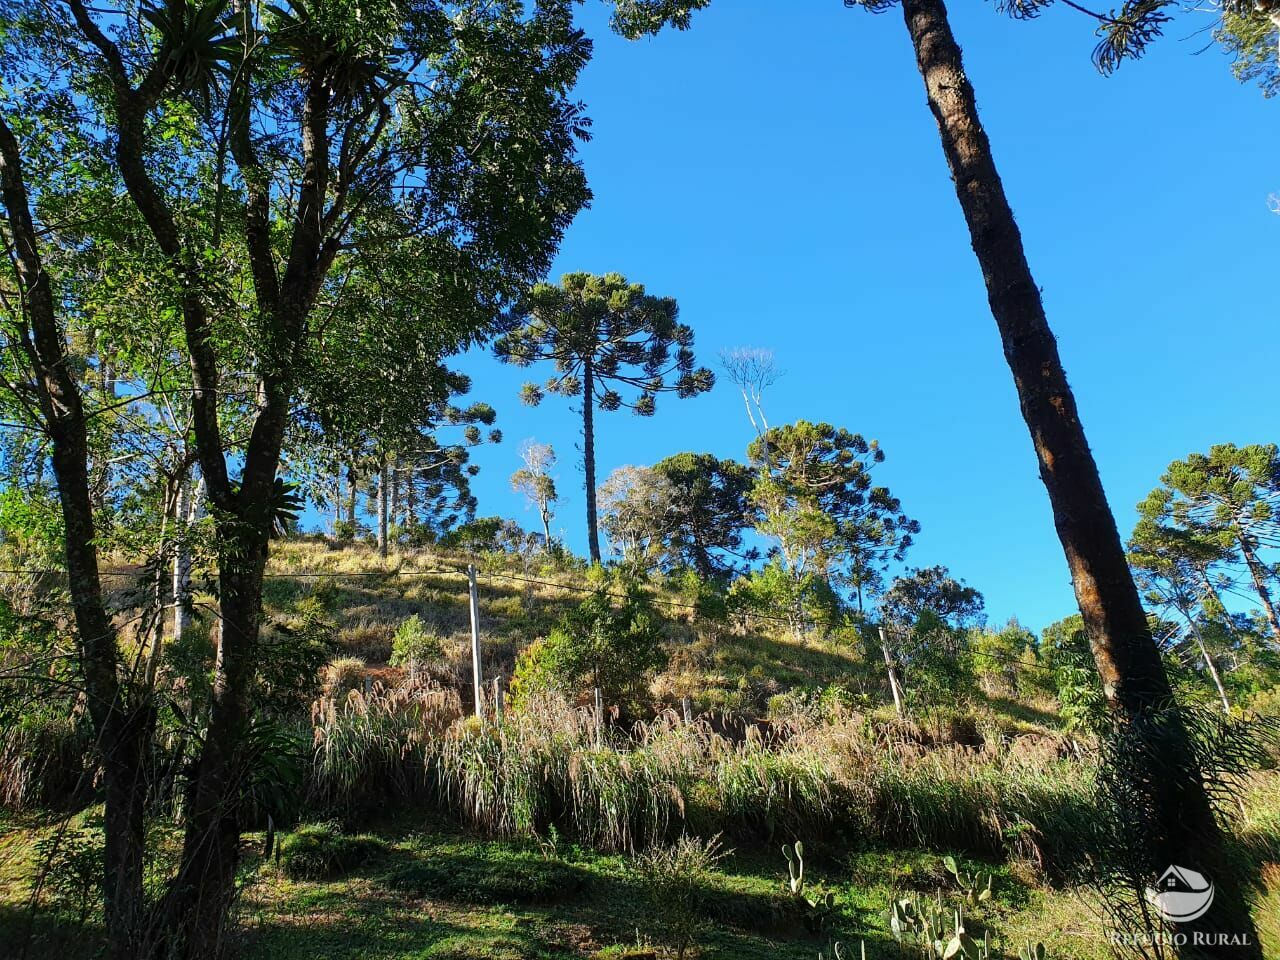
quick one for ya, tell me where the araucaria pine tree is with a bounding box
[494,273,714,563]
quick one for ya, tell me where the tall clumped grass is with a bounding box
[306,685,1095,868]
[308,681,460,816]
[0,713,94,811]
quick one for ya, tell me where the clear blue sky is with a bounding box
[437,1,1278,632]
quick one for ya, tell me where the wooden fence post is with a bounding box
[594,687,603,746]
[879,626,904,717]
[468,564,483,719]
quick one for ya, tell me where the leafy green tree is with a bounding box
[1,0,590,951]
[511,440,560,548]
[748,421,916,619]
[494,272,714,563]
[509,584,667,708]
[881,567,984,703]
[1039,614,1106,735]
[610,5,1254,945]
[880,565,985,632]
[970,618,1036,695]
[1137,443,1280,645]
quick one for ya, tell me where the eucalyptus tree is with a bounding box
[1137,444,1280,646]
[494,272,714,562]
[511,439,559,548]
[1,0,590,954]
[608,5,1256,948]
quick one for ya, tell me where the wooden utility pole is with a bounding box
[468,564,482,718]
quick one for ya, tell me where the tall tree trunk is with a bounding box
[346,463,358,528]
[158,522,271,959]
[1236,532,1280,643]
[1190,619,1231,716]
[405,470,418,531]
[898,1,1256,954]
[172,476,201,644]
[387,454,398,529]
[1,115,150,960]
[377,458,390,558]
[541,507,552,550]
[582,359,601,564]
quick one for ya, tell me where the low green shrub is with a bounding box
[389,615,444,673]
[633,834,727,960]
[33,825,102,923]
[279,821,386,880]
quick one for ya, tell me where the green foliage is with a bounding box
[1216,9,1279,98]
[881,567,985,632]
[651,453,758,579]
[970,619,1035,695]
[609,0,711,38]
[509,585,667,708]
[496,272,714,419]
[279,821,386,880]
[0,485,64,570]
[633,833,727,960]
[729,558,843,635]
[749,421,917,614]
[1039,615,1105,734]
[33,825,102,923]
[256,596,337,713]
[389,615,444,672]
[440,516,536,554]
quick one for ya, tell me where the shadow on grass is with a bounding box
[0,904,103,960]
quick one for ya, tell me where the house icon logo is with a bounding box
[1145,865,1215,922]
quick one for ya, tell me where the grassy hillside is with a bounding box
[2,538,1278,959]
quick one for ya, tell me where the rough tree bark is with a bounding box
[582,358,601,564]
[898,0,1258,953]
[1,114,151,960]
